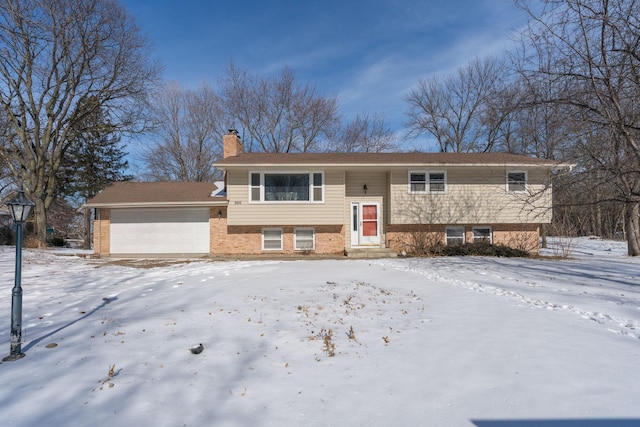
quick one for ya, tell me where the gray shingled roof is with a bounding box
[85,182,225,207]
[213,151,567,168]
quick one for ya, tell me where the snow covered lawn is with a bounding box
[0,238,639,426]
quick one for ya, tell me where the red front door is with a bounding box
[351,202,380,246]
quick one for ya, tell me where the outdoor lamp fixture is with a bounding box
[217,209,223,219]
[3,188,34,362]
[363,184,368,195]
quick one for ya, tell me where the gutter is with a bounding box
[84,200,229,209]
[214,162,573,169]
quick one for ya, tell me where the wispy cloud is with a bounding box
[329,1,528,134]
[125,0,529,140]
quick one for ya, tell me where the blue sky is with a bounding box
[123,0,529,148]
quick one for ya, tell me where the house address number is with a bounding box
[234,201,242,205]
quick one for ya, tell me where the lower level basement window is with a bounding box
[445,227,465,246]
[295,228,315,251]
[262,228,283,250]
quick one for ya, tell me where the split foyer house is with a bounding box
[86,132,570,257]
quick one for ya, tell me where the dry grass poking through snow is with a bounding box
[288,280,427,360]
[209,278,429,367]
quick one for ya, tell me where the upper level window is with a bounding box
[250,172,324,202]
[507,171,527,192]
[429,172,446,193]
[312,173,323,201]
[409,171,446,194]
[250,172,261,201]
[409,172,426,193]
[266,173,308,201]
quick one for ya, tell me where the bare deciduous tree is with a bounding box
[329,112,397,153]
[218,62,339,153]
[0,114,14,194]
[0,0,159,245]
[516,0,640,255]
[498,66,578,160]
[142,82,222,182]
[405,57,506,153]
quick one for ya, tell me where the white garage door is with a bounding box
[110,208,210,254]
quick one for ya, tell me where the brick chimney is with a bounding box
[223,129,244,158]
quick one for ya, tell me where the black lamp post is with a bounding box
[3,188,34,362]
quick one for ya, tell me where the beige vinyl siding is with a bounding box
[226,168,345,225]
[389,166,553,224]
[345,170,387,198]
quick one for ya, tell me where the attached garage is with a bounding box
[110,207,210,254]
[86,181,226,257]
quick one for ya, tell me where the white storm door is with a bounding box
[350,202,380,246]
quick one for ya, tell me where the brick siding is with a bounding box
[212,224,345,255]
[386,223,540,254]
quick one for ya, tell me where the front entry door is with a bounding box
[351,202,381,247]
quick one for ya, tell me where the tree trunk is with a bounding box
[30,180,56,248]
[83,207,92,250]
[33,199,48,248]
[624,202,640,256]
[595,202,603,237]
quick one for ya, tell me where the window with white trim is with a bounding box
[294,228,315,251]
[507,171,527,192]
[445,227,465,246]
[250,172,261,201]
[409,171,426,193]
[313,173,324,201]
[409,171,446,193]
[250,172,324,202]
[472,227,492,243]
[262,228,283,250]
[429,172,446,193]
